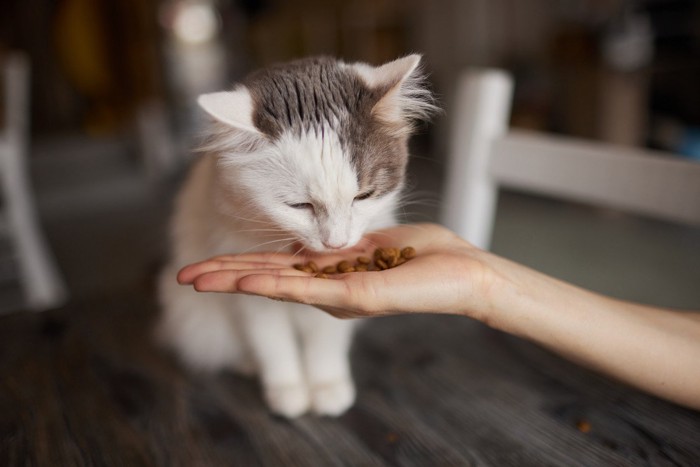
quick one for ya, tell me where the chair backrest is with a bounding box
[442,69,700,250]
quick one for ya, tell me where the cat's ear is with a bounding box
[197,87,262,135]
[352,54,436,129]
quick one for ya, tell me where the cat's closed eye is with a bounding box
[287,202,314,210]
[354,190,375,202]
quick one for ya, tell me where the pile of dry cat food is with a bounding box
[294,246,416,278]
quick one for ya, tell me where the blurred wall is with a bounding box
[2,0,699,158]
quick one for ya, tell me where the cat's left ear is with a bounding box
[351,54,436,130]
[197,87,262,135]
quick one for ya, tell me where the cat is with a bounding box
[157,54,435,418]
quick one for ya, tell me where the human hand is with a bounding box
[177,223,496,320]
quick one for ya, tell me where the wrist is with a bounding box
[450,247,516,325]
[464,250,567,335]
[478,252,611,345]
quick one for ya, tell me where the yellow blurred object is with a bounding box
[54,0,112,97]
[53,0,164,134]
[54,0,123,134]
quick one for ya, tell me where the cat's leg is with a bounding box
[292,305,358,416]
[240,296,310,418]
[156,265,254,374]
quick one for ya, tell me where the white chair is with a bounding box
[0,53,67,311]
[442,69,700,250]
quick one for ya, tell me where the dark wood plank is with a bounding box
[1,290,699,466]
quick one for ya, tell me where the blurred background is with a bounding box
[0,0,699,312]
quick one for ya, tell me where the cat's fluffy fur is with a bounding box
[157,55,435,417]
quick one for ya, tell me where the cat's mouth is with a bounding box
[292,239,364,255]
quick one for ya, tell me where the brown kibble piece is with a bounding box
[294,262,317,273]
[401,246,416,259]
[575,420,592,433]
[302,246,415,276]
[379,249,393,262]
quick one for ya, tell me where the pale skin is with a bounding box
[177,223,700,411]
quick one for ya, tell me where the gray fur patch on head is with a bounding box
[239,56,436,196]
[244,56,378,139]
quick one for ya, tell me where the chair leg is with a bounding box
[1,143,67,311]
[442,69,513,250]
[1,53,67,311]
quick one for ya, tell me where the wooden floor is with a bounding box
[2,286,699,466]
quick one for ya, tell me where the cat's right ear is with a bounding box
[197,88,262,135]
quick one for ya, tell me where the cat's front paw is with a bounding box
[311,379,356,416]
[265,383,310,418]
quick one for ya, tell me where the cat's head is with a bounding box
[198,55,436,252]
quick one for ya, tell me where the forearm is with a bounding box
[483,256,700,410]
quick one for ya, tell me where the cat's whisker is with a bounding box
[236,229,288,235]
[227,214,271,225]
[250,233,295,241]
[397,209,438,216]
[289,245,308,259]
[235,228,288,234]
[235,237,298,256]
[366,238,382,247]
[273,239,302,255]
[399,199,442,208]
[398,195,442,206]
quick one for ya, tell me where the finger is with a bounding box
[192,268,310,292]
[178,260,290,284]
[236,274,355,308]
[203,252,300,265]
[206,249,369,270]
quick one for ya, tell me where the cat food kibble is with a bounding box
[337,260,354,273]
[293,263,314,273]
[293,247,416,278]
[401,246,416,259]
[375,258,389,270]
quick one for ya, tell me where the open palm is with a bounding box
[177,223,492,319]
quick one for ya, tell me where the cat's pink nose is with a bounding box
[322,240,348,249]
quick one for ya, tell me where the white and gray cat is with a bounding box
[157,55,435,417]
